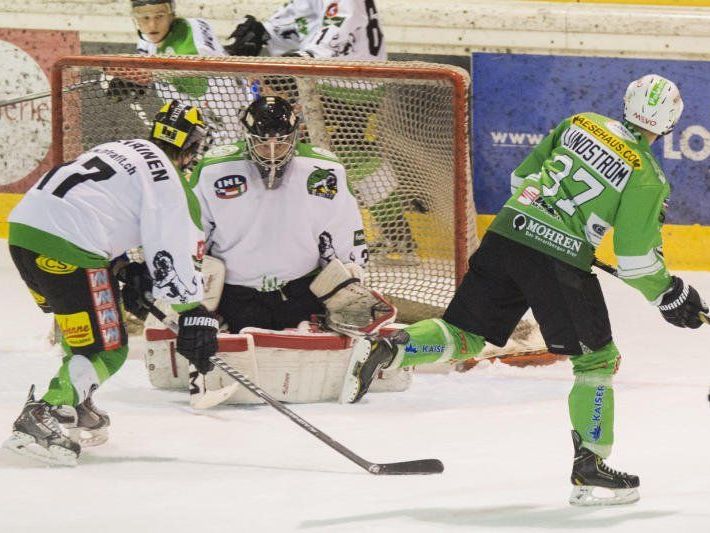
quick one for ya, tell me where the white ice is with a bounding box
[0,242,708,533]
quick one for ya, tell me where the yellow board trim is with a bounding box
[478,214,710,271]
[536,0,710,5]
[0,193,23,239]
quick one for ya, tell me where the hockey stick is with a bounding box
[0,79,106,108]
[592,258,710,325]
[146,302,444,475]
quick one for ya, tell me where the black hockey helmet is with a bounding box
[151,100,206,165]
[241,96,299,189]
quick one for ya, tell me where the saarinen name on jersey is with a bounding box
[120,140,170,182]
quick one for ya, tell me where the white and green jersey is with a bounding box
[9,140,205,306]
[489,113,672,302]
[190,141,367,291]
[264,0,386,60]
[136,17,225,57]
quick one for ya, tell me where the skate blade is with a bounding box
[3,431,78,467]
[339,338,373,404]
[69,427,108,448]
[569,485,639,506]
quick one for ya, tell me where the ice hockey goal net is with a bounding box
[51,55,476,322]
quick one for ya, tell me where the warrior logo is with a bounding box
[214,175,247,199]
[307,167,338,199]
[153,250,198,303]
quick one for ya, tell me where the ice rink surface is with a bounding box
[0,244,708,533]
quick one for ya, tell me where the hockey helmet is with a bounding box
[624,74,683,136]
[131,0,175,9]
[151,100,206,163]
[241,96,299,189]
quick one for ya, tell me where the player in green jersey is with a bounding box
[340,74,708,505]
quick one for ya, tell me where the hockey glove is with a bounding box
[658,276,708,329]
[116,261,153,321]
[225,15,269,56]
[177,306,219,374]
[106,77,147,102]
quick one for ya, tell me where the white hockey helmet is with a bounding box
[623,74,683,136]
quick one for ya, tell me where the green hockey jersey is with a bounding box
[488,112,671,302]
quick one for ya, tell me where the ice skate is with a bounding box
[569,430,639,506]
[2,385,81,466]
[340,330,408,403]
[54,385,110,447]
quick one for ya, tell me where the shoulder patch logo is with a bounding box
[307,167,338,199]
[214,175,248,199]
[205,145,240,158]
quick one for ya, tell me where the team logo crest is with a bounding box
[214,175,247,199]
[307,167,338,199]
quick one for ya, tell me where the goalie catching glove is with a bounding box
[658,276,708,329]
[177,306,219,374]
[310,259,396,336]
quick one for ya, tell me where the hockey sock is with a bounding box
[43,341,129,406]
[394,318,485,367]
[568,341,620,458]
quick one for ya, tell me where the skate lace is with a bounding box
[39,405,65,435]
[596,457,627,479]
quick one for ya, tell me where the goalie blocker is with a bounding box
[144,322,412,404]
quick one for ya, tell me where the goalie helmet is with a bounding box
[151,100,206,167]
[623,74,683,136]
[241,96,299,189]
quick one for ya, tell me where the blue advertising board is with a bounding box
[471,53,710,225]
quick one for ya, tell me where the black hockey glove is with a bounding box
[225,15,269,56]
[116,261,153,321]
[658,276,708,329]
[106,77,147,102]
[177,306,219,374]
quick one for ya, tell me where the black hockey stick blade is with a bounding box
[369,458,444,475]
[145,302,445,476]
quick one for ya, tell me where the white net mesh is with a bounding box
[53,55,476,322]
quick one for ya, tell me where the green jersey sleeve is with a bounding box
[511,121,565,193]
[613,181,671,302]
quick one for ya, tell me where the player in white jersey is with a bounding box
[3,101,220,466]
[225,0,385,60]
[189,96,393,335]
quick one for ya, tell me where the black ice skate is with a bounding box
[55,385,110,447]
[340,330,408,403]
[569,430,639,506]
[2,385,80,466]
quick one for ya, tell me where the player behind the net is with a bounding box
[2,101,220,466]
[339,74,709,505]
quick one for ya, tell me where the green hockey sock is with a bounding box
[568,341,620,458]
[395,318,485,367]
[43,341,129,407]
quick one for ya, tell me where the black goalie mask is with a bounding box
[241,96,299,189]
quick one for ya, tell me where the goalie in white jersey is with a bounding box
[190,95,393,336]
[3,101,220,466]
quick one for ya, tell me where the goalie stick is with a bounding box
[592,258,710,325]
[147,302,444,476]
